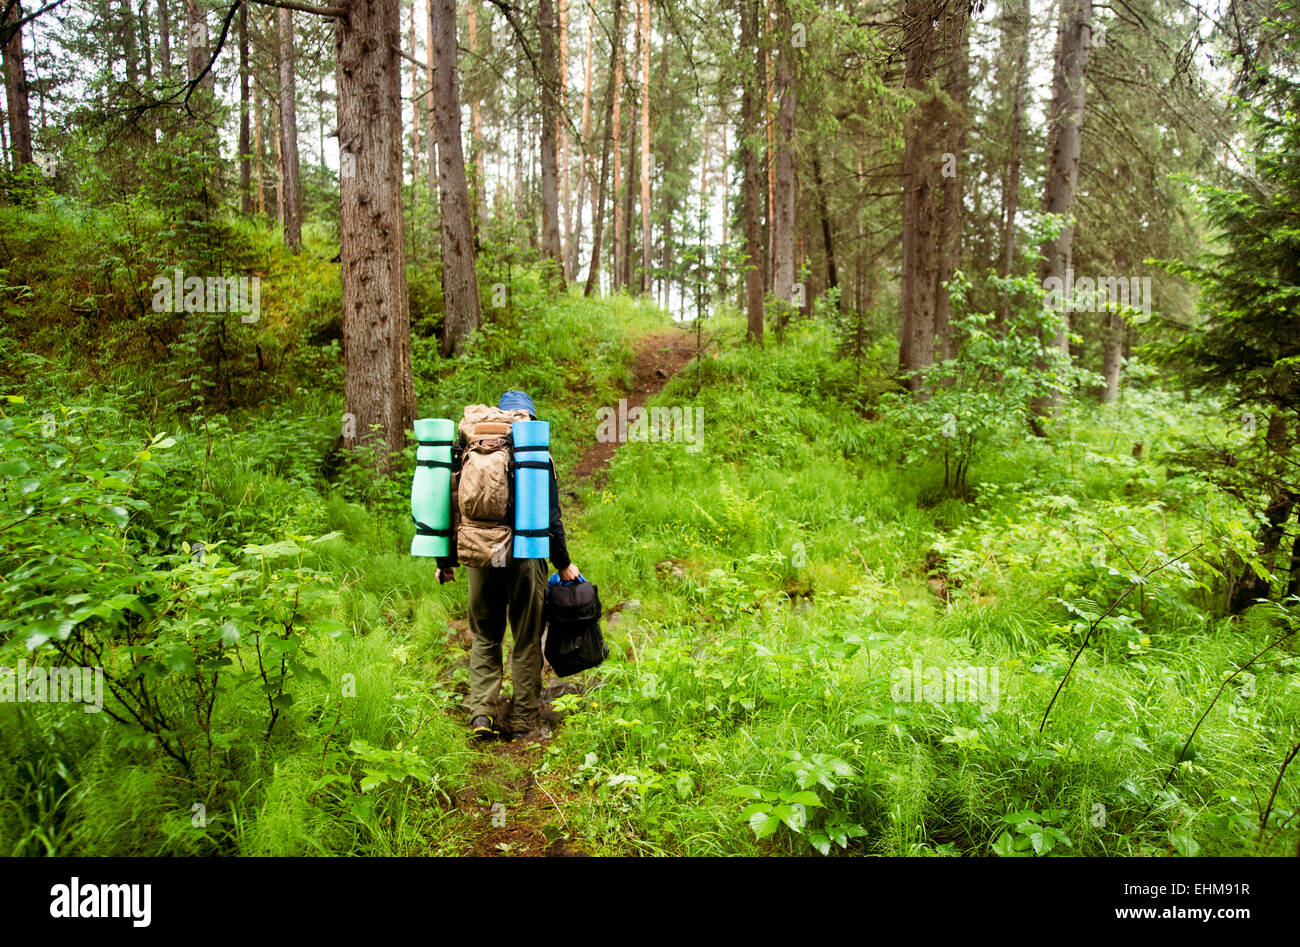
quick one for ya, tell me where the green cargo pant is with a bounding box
[466,558,547,732]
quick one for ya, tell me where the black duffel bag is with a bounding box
[543,577,608,677]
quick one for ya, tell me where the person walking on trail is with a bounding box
[436,390,581,742]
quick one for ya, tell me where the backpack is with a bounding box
[543,578,608,677]
[452,404,533,568]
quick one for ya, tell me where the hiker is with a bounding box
[436,390,581,741]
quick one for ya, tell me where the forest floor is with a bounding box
[448,325,702,857]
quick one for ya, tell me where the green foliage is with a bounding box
[878,268,1095,496]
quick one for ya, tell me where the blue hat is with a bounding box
[498,390,536,417]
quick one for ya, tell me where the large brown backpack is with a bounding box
[452,404,533,567]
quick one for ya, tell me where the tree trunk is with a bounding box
[1,1,34,169]
[139,0,153,82]
[762,0,773,294]
[719,117,728,303]
[158,0,171,79]
[584,0,620,297]
[121,0,140,87]
[620,84,636,290]
[1287,505,1300,601]
[254,73,266,215]
[426,0,437,200]
[610,0,624,291]
[933,7,969,362]
[539,0,565,286]
[274,104,284,226]
[1231,490,1296,613]
[559,0,573,281]
[637,0,652,295]
[239,1,252,213]
[1036,0,1093,352]
[570,0,595,281]
[739,0,764,343]
[429,0,481,354]
[467,3,483,235]
[409,0,419,183]
[278,7,302,253]
[184,0,213,90]
[336,0,416,465]
[0,86,8,174]
[1101,307,1123,402]
[812,154,837,300]
[997,0,1030,325]
[898,0,944,389]
[771,0,796,308]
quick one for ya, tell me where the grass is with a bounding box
[0,283,1296,857]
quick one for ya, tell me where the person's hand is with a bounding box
[559,563,581,582]
[437,567,456,584]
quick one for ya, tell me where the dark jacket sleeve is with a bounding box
[547,459,572,573]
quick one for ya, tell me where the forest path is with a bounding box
[451,323,703,857]
[568,327,701,486]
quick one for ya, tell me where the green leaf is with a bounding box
[779,789,824,808]
[992,830,1028,857]
[1169,827,1199,857]
[748,809,779,839]
[807,830,832,856]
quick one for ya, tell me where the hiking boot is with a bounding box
[470,715,499,740]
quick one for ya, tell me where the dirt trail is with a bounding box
[450,326,701,857]
[570,329,700,484]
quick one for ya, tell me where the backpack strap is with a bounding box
[412,515,452,538]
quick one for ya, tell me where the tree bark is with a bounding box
[933,7,969,362]
[409,0,419,183]
[898,0,945,389]
[584,0,620,297]
[620,80,635,290]
[184,0,213,91]
[559,0,573,281]
[610,0,625,290]
[430,0,481,354]
[771,0,796,308]
[279,6,303,252]
[121,0,140,87]
[637,0,652,295]
[466,2,482,233]
[1037,0,1093,353]
[539,0,565,286]
[426,0,437,200]
[139,0,153,83]
[336,0,416,465]
[762,0,773,293]
[570,0,595,281]
[997,0,1030,325]
[158,0,172,80]
[239,1,252,213]
[812,154,837,300]
[254,72,267,215]
[1,0,34,169]
[739,0,764,343]
[1101,307,1123,402]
